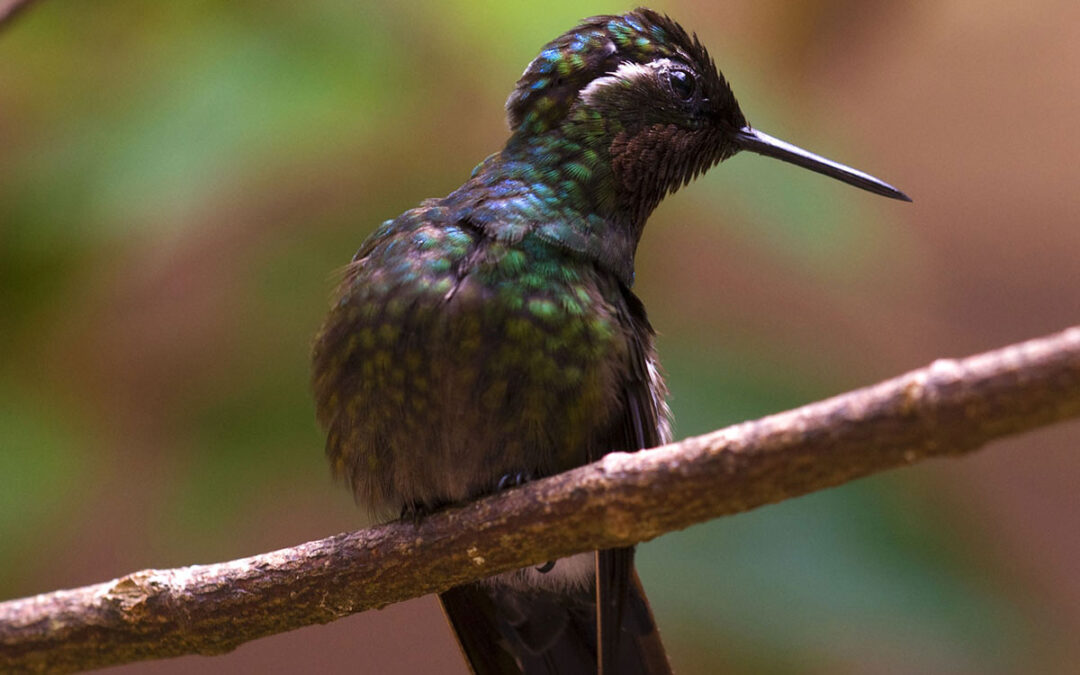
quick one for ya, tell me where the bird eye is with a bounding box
[667,69,695,101]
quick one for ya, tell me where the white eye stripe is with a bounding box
[579,58,683,106]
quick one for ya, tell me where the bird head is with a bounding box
[506,8,908,209]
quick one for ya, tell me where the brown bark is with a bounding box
[0,0,38,31]
[2,326,1079,673]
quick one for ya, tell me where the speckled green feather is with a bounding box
[507,9,737,135]
[312,203,649,512]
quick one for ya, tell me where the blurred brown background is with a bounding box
[1,1,1078,673]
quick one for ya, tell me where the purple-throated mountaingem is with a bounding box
[312,8,909,674]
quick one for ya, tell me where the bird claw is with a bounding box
[399,501,448,525]
[496,471,533,491]
[400,503,426,525]
[399,473,532,525]
[496,472,551,572]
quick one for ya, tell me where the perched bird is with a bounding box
[312,8,909,674]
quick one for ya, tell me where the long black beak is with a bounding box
[733,126,911,202]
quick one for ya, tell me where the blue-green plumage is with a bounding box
[316,207,655,515]
[313,7,908,674]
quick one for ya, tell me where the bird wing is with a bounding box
[592,286,672,675]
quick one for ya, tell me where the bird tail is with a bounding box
[439,563,671,675]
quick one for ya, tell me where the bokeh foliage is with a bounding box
[2,2,1077,673]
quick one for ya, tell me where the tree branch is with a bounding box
[0,0,38,32]
[3,326,1079,672]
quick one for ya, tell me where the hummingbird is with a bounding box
[312,8,909,674]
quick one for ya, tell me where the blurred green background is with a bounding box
[2,1,1079,673]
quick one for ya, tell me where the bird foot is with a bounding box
[534,560,556,574]
[494,473,555,573]
[399,500,449,525]
[496,471,533,491]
